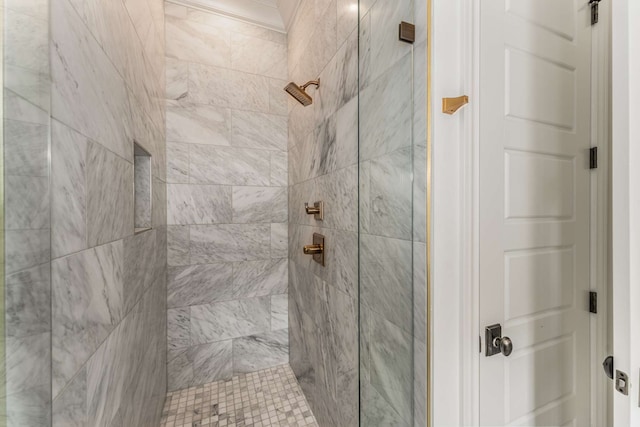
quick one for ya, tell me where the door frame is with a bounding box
[431,1,612,425]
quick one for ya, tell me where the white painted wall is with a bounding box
[612,0,640,425]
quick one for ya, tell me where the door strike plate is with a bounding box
[616,370,629,396]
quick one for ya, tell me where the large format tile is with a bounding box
[86,141,134,247]
[168,184,232,225]
[166,15,230,68]
[231,110,287,151]
[5,263,50,338]
[167,225,190,266]
[168,263,234,308]
[5,229,50,275]
[167,308,190,350]
[52,241,124,397]
[190,297,271,344]
[231,33,287,79]
[271,223,288,258]
[51,120,87,258]
[5,175,49,230]
[190,224,271,263]
[232,258,288,298]
[232,329,289,374]
[232,186,287,223]
[166,101,231,145]
[270,294,288,331]
[4,119,49,177]
[189,145,271,186]
[52,367,86,427]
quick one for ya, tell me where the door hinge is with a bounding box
[589,0,601,25]
[589,291,598,313]
[590,147,598,169]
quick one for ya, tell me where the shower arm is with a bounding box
[300,80,320,90]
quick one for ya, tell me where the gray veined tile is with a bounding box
[268,78,289,116]
[167,347,193,391]
[270,151,288,187]
[168,184,232,225]
[52,241,124,398]
[166,57,188,101]
[52,367,86,427]
[185,8,286,45]
[4,119,49,177]
[5,175,49,230]
[369,147,413,240]
[134,155,152,229]
[51,120,87,258]
[166,101,231,145]
[270,294,289,331]
[232,186,288,223]
[231,110,287,151]
[168,308,191,350]
[5,8,48,74]
[86,141,134,248]
[190,224,271,263]
[166,15,231,68]
[189,145,271,186]
[190,297,271,344]
[190,341,233,385]
[5,263,51,338]
[167,225,190,266]
[5,229,50,275]
[187,62,270,113]
[413,242,427,345]
[232,329,289,374]
[5,333,50,397]
[3,88,48,126]
[231,32,287,79]
[369,0,414,81]
[337,0,358,48]
[123,229,157,313]
[167,142,189,184]
[232,258,288,299]
[168,263,234,308]
[270,223,288,258]
[51,0,133,161]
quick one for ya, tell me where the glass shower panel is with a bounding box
[358,0,424,426]
[2,0,52,425]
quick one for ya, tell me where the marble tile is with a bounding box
[166,57,188,101]
[51,0,132,161]
[166,15,231,68]
[269,78,289,116]
[167,225,190,266]
[5,175,49,230]
[190,297,271,344]
[187,62,270,113]
[232,258,288,298]
[231,110,287,151]
[270,294,288,331]
[167,142,189,184]
[168,184,232,225]
[52,368,86,427]
[167,341,233,391]
[166,101,231,145]
[318,165,358,232]
[414,242,427,345]
[5,229,50,275]
[5,8,48,73]
[231,32,287,79]
[307,0,338,79]
[4,119,49,177]
[271,223,288,258]
[86,141,134,247]
[189,145,271,186]
[361,234,413,333]
[190,224,271,263]
[5,263,50,338]
[165,2,187,19]
[369,147,413,240]
[168,263,234,308]
[232,329,289,374]
[167,347,193,392]
[5,333,50,397]
[168,308,191,350]
[134,155,152,228]
[123,230,157,313]
[4,88,49,125]
[370,315,413,422]
[413,143,428,244]
[51,120,87,258]
[5,384,51,427]
[185,8,287,45]
[337,0,358,47]
[414,339,427,427]
[359,160,371,233]
[360,53,413,160]
[152,178,167,230]
[270,151,288,186]
[330,230,358,299]
[369,0,414,81]
[52,241,124,397]
[232,186,288,223]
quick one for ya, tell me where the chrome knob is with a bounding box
[493,336,513,357]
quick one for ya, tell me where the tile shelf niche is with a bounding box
[134,141,152,233]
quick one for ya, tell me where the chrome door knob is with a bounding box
[493,336,513,357]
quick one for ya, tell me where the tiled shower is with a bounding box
[1,0,427,426]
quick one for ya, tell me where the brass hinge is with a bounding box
[589,0,601,25]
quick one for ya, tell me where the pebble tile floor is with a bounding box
[160,364,319,427]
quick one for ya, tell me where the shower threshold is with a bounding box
[160,364,318,427]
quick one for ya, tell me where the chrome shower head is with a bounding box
[284,79,320,106]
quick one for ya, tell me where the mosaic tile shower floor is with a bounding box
[160,364,319,427]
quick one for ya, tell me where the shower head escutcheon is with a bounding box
[284,79,320,106]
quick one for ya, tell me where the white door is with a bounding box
[479,1,593,425]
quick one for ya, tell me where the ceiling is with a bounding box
[172,0,300,32]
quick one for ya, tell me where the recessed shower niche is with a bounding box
[134,141,152,233]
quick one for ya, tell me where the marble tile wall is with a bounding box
[47,0,168,425]
[358,0,428,426]
[2,0,52,424]
[164,3,289,392]
[287,1,360,426]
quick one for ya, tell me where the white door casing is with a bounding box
[479,1,592,425]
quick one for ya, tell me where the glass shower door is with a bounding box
[358,0,427,426]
